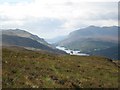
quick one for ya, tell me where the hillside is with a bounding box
[2,34,55,51]
[90,45,119,60]
[57,26,118,60]
[1,29,51,47]
[1,29,66,54]
[2,46,119,88]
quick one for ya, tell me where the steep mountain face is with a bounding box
[1,29,66,54]
[2,29,51,47]
[57,26,118,59]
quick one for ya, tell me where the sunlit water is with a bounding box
[56,46,89,56]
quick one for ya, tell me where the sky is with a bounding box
[0,0,119,39]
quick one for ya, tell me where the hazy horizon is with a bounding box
[0,0,118,39]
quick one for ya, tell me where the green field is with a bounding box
[2,46,119,88]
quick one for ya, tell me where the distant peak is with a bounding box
[88,25,99,28]
[15,28,21,30]
[12,29,26,32]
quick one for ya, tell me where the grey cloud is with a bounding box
[88,12,118,21]
[22,18,64,32]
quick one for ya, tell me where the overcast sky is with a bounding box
[0,0,118,39]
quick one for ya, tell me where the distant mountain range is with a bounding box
[57,26,119,60]
[1,26,119,60]
[45,35,67,44]
[1,29,66,54]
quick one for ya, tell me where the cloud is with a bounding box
[0,0,118,38]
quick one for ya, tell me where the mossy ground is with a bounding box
[2,46,119,88]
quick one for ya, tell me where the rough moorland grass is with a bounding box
[2,46,119,88]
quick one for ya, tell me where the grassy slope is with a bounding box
[63,40,116,52]
[2,46,119,88]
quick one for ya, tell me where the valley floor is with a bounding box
[2,46,119,88]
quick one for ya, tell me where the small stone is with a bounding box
[5,61,8,64]
[58,80,65,85]
[50,75,58,80]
